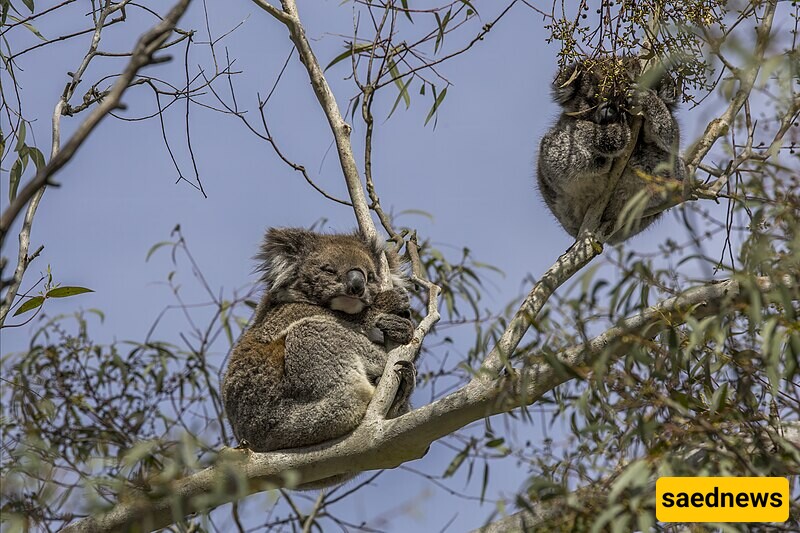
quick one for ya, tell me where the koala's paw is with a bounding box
[626,82,644,107]
[375,313,414,344]
[388,360,417,417]
[627,84,665,117]
[373,287,411,318]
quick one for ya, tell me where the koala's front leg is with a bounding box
[539,118,631,181]
[369,288,414,345]
[630,86,679,152]
[365,288,417,417]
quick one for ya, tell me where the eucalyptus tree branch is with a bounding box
[0,0,193,249]
[60,273,792,533]
[478,87,646,376]
[254,0,375,240]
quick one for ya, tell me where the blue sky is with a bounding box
[1,0,770,530]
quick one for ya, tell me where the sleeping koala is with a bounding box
[221,228,415,488]
[537,57,686,243]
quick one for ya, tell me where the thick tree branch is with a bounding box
[0,0,192,249]
[61,274,791,532]
[255,0,375,240]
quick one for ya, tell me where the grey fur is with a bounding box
[537,57,686,243]
[221,228,414,488]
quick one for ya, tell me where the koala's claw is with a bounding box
[388,360,417,418]
[394,360,416,391]
[394,359,415,370]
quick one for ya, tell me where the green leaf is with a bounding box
[399,0,413,22]
[609,460,649,502]
[220,300,234,347]
[22,20,46,40]
[396,208,434,221]
[25,145,45,171]
[21,0,35,12]
[387,59,412,119]
[460,0,478,16]
[434,9,453,53]
[710,383,728,413]
[424,86,448,126]
[47,286,93,298]
[145,241,174,261]
[13,296,44,316]
[8,16,46,39]
[9,158,22,202]
[443,445,469,477]
[325,42,374,71]
[14,121,26,152]
[590,504,624,533]
[480,462,489,503]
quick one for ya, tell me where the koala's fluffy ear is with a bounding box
[257,227,317,290]
[552,62,581,105]
[353,231,384,264]
[353,231,409,289]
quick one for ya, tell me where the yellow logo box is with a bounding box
[656,477,789,523]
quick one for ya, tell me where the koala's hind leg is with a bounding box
[280,318,382,437]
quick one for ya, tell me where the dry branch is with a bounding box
[0,0,192,249]
[0,1,132,326]
[254,0,375,240]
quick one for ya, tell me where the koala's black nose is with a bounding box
[596,102,620,124]
[345,269,366,296]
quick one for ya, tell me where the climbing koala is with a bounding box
[537,57,686,243]
[221,228,415,487]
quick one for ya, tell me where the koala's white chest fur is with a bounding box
[330,295,366,314]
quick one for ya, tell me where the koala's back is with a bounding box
[536,57,684,243]
[538,125,675,241]
[222,302,386,453]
